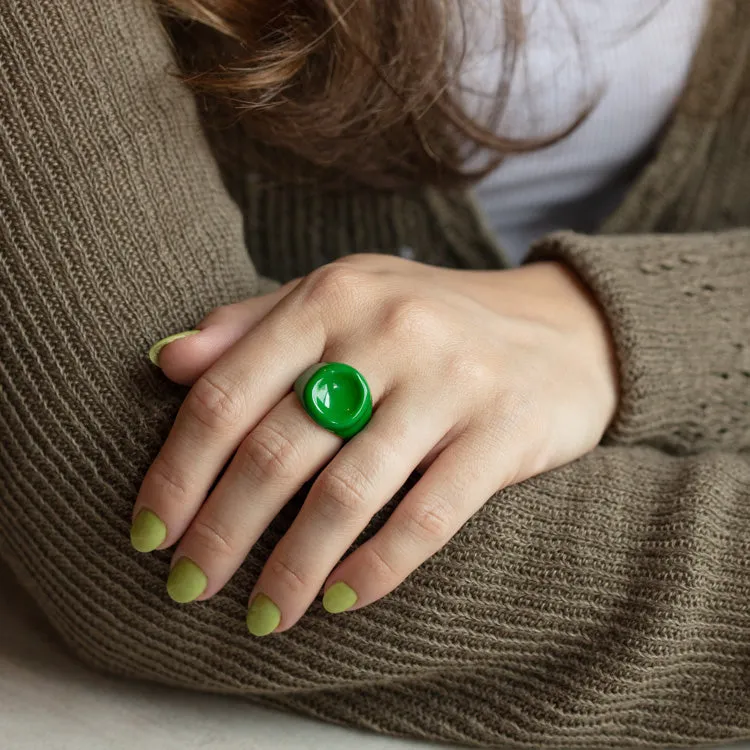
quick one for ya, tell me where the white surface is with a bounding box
[0,562,459,750]
[466,0,709,263]
[2,562,748,750]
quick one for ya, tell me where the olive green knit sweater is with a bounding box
[1,1,749,748]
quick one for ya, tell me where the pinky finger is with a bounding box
[320,429,509,614]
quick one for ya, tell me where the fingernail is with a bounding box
[322,581,358,614]
[130,509,167,553]
[148,329,201,367]
[167,558,208,603]
[246,594,281,637]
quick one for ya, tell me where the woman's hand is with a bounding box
[133,254,619,635]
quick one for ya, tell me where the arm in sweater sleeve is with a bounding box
[1,1,748,749]
[0,0,269,646]
[529,230,750,455]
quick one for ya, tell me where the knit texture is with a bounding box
[0,1,749,748]
[529,230,750,453]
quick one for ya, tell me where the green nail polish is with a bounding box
[322,581,358,614]
[148,329,200,367]
[167,558,207,603]
[246,594,281,637]
[130,509,167,553]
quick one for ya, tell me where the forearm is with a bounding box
[0,0,261,632]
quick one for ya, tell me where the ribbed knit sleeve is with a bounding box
[0,0,263,654]
[0,0,265,468]
[528,230,750,454]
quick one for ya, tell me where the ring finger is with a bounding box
[245,382,458,635]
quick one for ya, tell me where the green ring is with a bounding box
[294,362,372,440]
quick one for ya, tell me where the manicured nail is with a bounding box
[130,509,167,553]
[246,594,281,637]
[167,557,208,603]
[322,581,358,614]
[148,329,201,367]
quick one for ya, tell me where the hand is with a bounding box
[133,254,619,634]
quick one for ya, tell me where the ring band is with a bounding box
[294,362,373,439]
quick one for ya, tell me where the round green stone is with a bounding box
[297,362,372,439]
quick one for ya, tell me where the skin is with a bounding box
[134,254,619,632]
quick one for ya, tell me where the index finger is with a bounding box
[130,289,324,552]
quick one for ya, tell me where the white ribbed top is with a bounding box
[464,0,709,263]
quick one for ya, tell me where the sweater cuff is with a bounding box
[527,230,749,450]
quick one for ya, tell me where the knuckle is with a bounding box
[303,263,363,310]
[400,492,455,544]
[360,543,400,585]
[189,516,237,557]
[187,373,244,430]
[312,463,372,523]
[237,421,301,484]
[443,352,493,388]
[383,298,443,344]
[148,455,191,504]
[267,556,308,595]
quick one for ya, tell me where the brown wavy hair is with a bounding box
[160,0,589,188]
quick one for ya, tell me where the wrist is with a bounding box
[524,261,621,428]
[443,261,621,430]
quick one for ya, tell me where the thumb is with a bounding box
[151,277,302,386]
